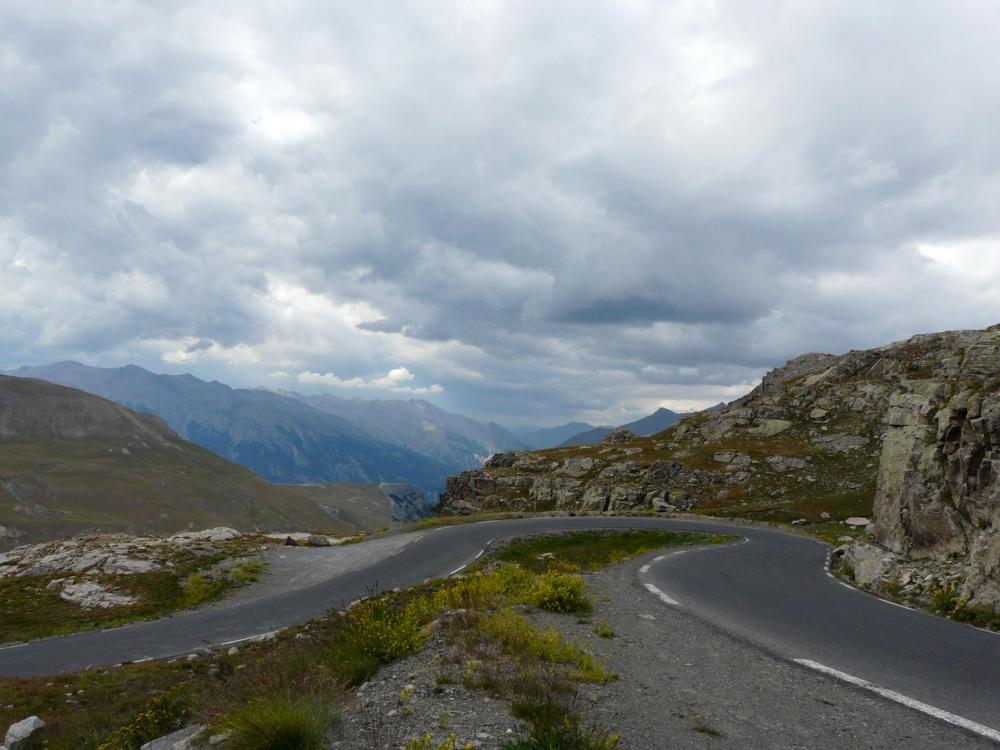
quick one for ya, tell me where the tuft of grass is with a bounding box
[474,610,614,684]
[693,724,723,737]
[406,733,472,750]
[222,692,338,750]
[594,621,614,639]
[502,714,621,749]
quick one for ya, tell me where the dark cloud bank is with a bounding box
[2,1,999,426]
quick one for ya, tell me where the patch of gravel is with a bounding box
[201,533,422,610]
[330,632,528,749]
[529,556,996,749]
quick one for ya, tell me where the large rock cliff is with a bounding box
[439,325,1000,611]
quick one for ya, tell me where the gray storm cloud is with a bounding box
[2,1,1000,425]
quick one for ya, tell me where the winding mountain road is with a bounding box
[3,517,999,742]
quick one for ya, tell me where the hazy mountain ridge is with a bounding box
[513,422,600,449]
[285,391,526,472]
[12,362,450,494]
[0,375,394,549]
[558,405,725,447]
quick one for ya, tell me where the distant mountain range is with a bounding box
[512,422,600,450]
[10,362,451,496]
[280,391,525,471]
[0,375,396,549]
[558,404,726,446]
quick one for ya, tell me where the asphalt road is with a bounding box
[2,516,999,741]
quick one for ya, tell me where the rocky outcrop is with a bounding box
[59,581,137,609]
[379,482,433,521]
[439,324,1000,613]
[0,528,253,611]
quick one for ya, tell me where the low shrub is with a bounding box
[475,611,614,684]
[222,692,338,750]
[594,621,614,639]
[326,599,426,685]
[96,691,190,750]
[533,570,591,615]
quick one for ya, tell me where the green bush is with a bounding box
[326,598,426,685]
[594,621,614,639]
[223,693,337,750]
[533,571,591,614]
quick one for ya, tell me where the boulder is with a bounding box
[844,517,870,528]
[60,581,137,609]
[765,455,810,472]
[4,716,45,750]
[839,542,898,587]
[752,419,793,437]
[555,457,596,479]
[602,427,637,444]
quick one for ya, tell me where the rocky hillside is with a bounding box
[0,376,394,549]
[440,325,1000,610]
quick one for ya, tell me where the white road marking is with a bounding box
[794,659,1000,743]
[639,564,651,574]
[643,582,680,607]
[448,564,467,577]
[0,642,27,651]
[653,555,666,562]
[220,629,280,647]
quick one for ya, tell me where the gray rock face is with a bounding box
[4,716,45,750]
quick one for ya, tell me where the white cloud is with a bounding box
[298,367,444,395]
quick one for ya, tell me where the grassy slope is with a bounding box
[0,436,392,549]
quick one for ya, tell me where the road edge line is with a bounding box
[794,658,1000,743]
[643,582,680,607]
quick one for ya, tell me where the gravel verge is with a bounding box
[199,533,422,611]
[533,554,995,749]
[330,632,528,748]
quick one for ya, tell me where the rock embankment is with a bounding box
[439,325,1000,613]
[0,527,243,609]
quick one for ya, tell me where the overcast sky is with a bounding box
[3,1,1000,427]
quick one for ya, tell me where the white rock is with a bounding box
[4,716,45,750]
[60,582,137,609]
[845,517,870,528]
[169,528,240,544]
[140,725,206,750]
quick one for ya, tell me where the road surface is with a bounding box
[2,516,999,742]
